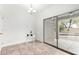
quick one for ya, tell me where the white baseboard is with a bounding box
[36,38,43,43]
[0,38,41,49]
[0,39,36,48]
[0,40,26,48]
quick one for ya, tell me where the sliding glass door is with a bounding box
[43,17,57,46]
[43,9,79,55]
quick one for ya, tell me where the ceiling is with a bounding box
[0,4,52,14]
[0,4,79,14]
[23,4,52,13]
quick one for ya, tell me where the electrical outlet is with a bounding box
[27,34,29,37]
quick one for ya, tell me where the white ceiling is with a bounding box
[0,4,79,14]
[23,4,79,13]
[0,4,51,13]
[23,4,52,12]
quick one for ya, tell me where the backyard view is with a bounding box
[59,17,79,33]
[58,16,79,54]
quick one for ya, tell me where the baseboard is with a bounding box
[0,40,26,48]
[0,39,42,49]
[35,38,43,43]
[0,39,38,48]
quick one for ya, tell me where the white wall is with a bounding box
[0,4,36,47]
[0,4,79,47]
[36,4,79,42]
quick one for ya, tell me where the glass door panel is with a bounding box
[58,16,79,54]
[44,17,57,46]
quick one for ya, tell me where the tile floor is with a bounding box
[0,41,69,55]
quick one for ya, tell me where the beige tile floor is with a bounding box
[0,41,69,55]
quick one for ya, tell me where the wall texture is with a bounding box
[0,4,36,47]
